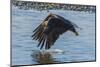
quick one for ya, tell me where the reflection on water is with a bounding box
[31,50,61,64]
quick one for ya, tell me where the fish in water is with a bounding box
[32,13,79,49]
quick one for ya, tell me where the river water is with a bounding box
[12,6,96,66]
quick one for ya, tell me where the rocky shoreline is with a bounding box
[12,0,96,13]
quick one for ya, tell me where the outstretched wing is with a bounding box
[32,16,68,49]
[32,14,72,49]
[32,13,79,49]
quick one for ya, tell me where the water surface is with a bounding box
[12,6,96,66]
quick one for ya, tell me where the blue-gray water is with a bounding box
[12,6,95,66]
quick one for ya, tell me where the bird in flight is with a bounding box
[32,13,79,50]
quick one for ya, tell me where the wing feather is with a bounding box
[40,35,46,49]
[45,29,60,49]
[32,14,70,49]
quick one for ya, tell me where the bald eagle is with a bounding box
[32,13,79,49]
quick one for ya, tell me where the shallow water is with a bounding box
[12,6,96,66]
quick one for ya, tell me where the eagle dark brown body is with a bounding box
[32,13,79,49]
